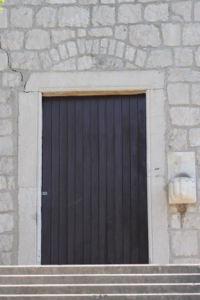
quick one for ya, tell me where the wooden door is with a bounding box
[41,95,148,264]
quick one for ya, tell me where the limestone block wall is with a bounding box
[0,0,200,264]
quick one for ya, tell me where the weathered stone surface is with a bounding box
[2,73,22,87]
[39,51,52,69]
[171,214,181,229]
[0,177,6,190]
[0,31,24,50]
[171,2,192,22]
[116,41,125,58]
[168,68,200,82]
[130,25,161,47]
[115,25,127,40]
[192,84,200,105]
[7,177,15,190]
[147,49,172,68]
[0,158,13,176]
[0,193,13,211]
[172,231,198,256]
[58,44,68,60]
[11,52,40,70]
[195,48,200,67]
[10,7,33,28]
[51,58,76,71]
[0,235,13,251]
[194,2,200,21]
[0,90,11,104]
[85,40,93,54]
[59,7,89,27]
[0,120,12,136]
[78,29,86,37]
[51,29,75,44]
[93,6,115,26]
[89,28,113,37]
[50,49,60,63]
[78,56,95,70]
[162,24,181,46]
[170,107,200,126]
[0,104,12,118]
[189,128,200,147]
[100,39,108,55]
[169,129,187,151]
[36,7,56,28]
[0,9,8,28]
[0,51,8,71]
[26,29,50,49]
[108,40,116,55]
[97,57,123,69]
[167,83,189,105]
[0,138,13,156]
[183,214,200,229]
[118,4,141,24]
[67,41,78,57]
[125,46,136,62]
[1,252,11,265]
[135,49,147,67]
[183,24,200,46]
[0,214,14,233]
[175,48,193,67]
[144,4,168,22]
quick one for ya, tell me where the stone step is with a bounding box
[0,283,199,294]
[0,274,200,284]
[0,295,200,300]
[0,265,199,275]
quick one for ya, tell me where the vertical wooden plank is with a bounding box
[67,99,76,264]
[138,94,148,263]
[51,99,60,264]
[114,97,123,264]
[59,98,68,264]
[98,98,107,264]
[130,96,140,263]
[41,99,52,264]
[83,99,91,264]
[91,98,99,264]
[75,99,84,264]
[106,98,115,264]
[122,97,131,263]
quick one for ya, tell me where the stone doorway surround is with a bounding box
[18,70,168,265]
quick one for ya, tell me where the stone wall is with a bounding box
[0,0,200,264]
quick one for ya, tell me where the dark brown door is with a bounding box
[41,95,148,265]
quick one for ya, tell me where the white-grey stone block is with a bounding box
[175,48,193,67]
[0,90,11,104]
[168,68,200,83]
[169,129,187,151]
[195,48,200,67]
[115,25,127,40]
[144,4,168,22]
[108,39,116,56]
[130,25,161,47]
[2,73,22,87]
[194,2,200,21]
[50,49,60,63]
[78,56,95,70]
[0,9,8,28]
[0,158,13,176]
[0,51,8,71]
[183,24,200,46]
[59,7,89,27]
[183,214,200,229]
[77,39,86,55]
[39,51,52,70]
[192,85,200,105]
[162,24,180,46]
[0,214,14,233]
[51,58,76,71]
[0,120,12,136]
[67,41,78,57]
[0,137,13,156]
[89,28,113,37]
[116,41,125,58]
[171,214,181,229]
[1,252,11,265]
[189,128,200,147]
[170,107,200,126]
[26,29,50,50]
[172,231,198,257]
[100,39,107,55]
[125,46,136,62]
[78,29,86,37]
[0,104,12,118]
[0,31,24,50]
[0,193,13,211]
[7,177,15,190]
[135,49,147,67]
[11,52,40,70]
[171,2,192,22]
[93,6,115,26]
[10,7,33,28]
[36,7,56,28]
[58,44,68,60]
[0,235,13,251]
[118,4,141,24]
[147,49,172,68]
[167,83,189,105]
[0,177,6,190]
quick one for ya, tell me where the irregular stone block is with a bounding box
[51,58,76,71]
[116,41,125,58]
[194,2,200,21]
[2,73,22,87]
[192,84,200,105]
[0,158,13,176]
[167,83,189,105]
[172,231,198,257]
[89,28,113,37]
[135,49,147,67]
[78,56,95,70]
[0,9,8,28]
[0,214,14,233]
[0,120,12,136]
[26,29,50,50]
[93,6,115,26]
[169,128,187,151]
[11,52,40,70]
[51,29,75,44]
[0,137,13,156]
[1,252,11,265]
[162,24,181,46]
[144,3,168,22]
[1,31,24,50]
[39,51,52,70]
[183,24,200,46]
[0,104,12,118]
[0,177,6,190]
[10,7,33,28]
[147,49,172,68]
[50,49,60,63]
[170,107,200,126]
[125,46,136,62]
[0,90,11,104]
[0,235,13,251]
[168,68,200,82]
[171,2,192,22]
[67,41,78,57]
[0,51,8,71]
[189,128,200,147]
[130,25,161,47]
[0,193,13,211]
[59,7,89,27]
[175,48,193,67]
[115,25,127,40]
[36,7,56,28]
[118,4,141,24]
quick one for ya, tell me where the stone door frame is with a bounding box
[18,70,169,264]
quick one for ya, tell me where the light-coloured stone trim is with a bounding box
[18,70,168,264]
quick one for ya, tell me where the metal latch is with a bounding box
[42,191,48,196]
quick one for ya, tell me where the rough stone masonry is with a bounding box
[1,0,200,264]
